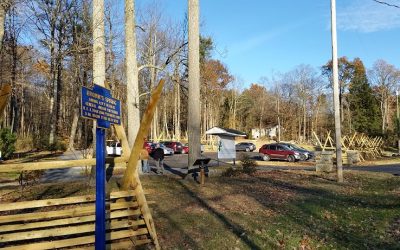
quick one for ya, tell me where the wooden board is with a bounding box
[0,206,141,234]
[0,202,140,224]
[2,228,149,250]
[0,156,129,173]
[0,219,145,242]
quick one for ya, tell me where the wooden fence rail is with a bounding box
[0,189,152,249]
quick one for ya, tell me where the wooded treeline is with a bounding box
[1,0,399,151]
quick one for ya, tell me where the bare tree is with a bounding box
[125,0,140,147]
[93,0,105,87]
[0,0,13,50]
[91,0,105,182]
[369,59,400,133]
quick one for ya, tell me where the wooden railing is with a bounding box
[0,189,152,249]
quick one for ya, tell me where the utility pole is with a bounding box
[397,89,400,154]
[276,85,281,142]
[188,0,201,168]
[330,0,343,182]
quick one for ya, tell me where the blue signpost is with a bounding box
[81,84,121,249]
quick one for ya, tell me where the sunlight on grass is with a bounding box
[142,171,400,249]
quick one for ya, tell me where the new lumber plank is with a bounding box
[0,202,140,224]
[76,238,152,250]
[0,156,129,173]
[0,209,143,234]
[0,195,96,212]
[0,219,145,242]
[1,228,149,250]
[0,189,140,212]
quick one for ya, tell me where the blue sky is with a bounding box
[138,0,400,86]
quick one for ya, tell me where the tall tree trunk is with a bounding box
[0,7,5,50]
[49,17,57,145]
[55,39,63,138]
[163,96,168,138]
[298,112,301,141]
[0,1,12,50]
[303,101,306,140]
[149,32,159,141]
[380,99,384,133]
[10,22,18,134]
[69,98,79,150]
[125,0,139,147]
[91,0,106,182]
[188,0,201,167]
[177,82,181,140]
[152,107,158,140]
[173,61,181,140]
[277,95,281,142]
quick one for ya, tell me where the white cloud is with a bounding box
[337,0,400,32]
[228,23,300,57]
[229,31,281,56]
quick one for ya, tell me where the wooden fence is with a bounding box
[0,156,158,249]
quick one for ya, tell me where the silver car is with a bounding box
[235,142,256,152]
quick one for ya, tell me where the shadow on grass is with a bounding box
[224,173,400,249]
[152,203,200,249]
[176,180,267,250]
[162,163,187,178]
[10,151,64,163]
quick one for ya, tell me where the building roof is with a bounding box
[205,127,246,137]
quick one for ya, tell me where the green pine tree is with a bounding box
[348,58,381,135]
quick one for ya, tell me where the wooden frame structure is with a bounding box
[313,131,384,162]
[0,127,158,249]
[0,81,164,249]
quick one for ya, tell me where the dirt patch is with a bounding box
[388,217,400,241]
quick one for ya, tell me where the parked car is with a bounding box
[182,144,189,154]
[280,143,314,160]
[144,141,153,153]
[258,143,304,162]
[180,143,204,154]
[235,142,256,152]
[161,141,184,154]
[156,143,174,156]
[106,140,122,156]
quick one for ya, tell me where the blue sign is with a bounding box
[80,84,122,249]
[81,85,121,128]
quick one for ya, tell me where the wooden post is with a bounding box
[120,80,164,250]
[121,79,164,189]
[200,168,205,185]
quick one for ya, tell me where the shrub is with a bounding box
[222,167,242,177]
[47,140,67,151]
[0,128,17,159]
[15,135,34,152]
[240,154,257,175]
[223,154,258,177]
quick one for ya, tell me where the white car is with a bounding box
[158,144,174,156]
[106,141,122,156]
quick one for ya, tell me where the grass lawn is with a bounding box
[142,170,400,249]
[1,169,399,249]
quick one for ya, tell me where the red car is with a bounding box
[161,141,184,154]
[182,144,189,154]
[259,143,302,162]
[144,141,153,153]
[180,144,204,154]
